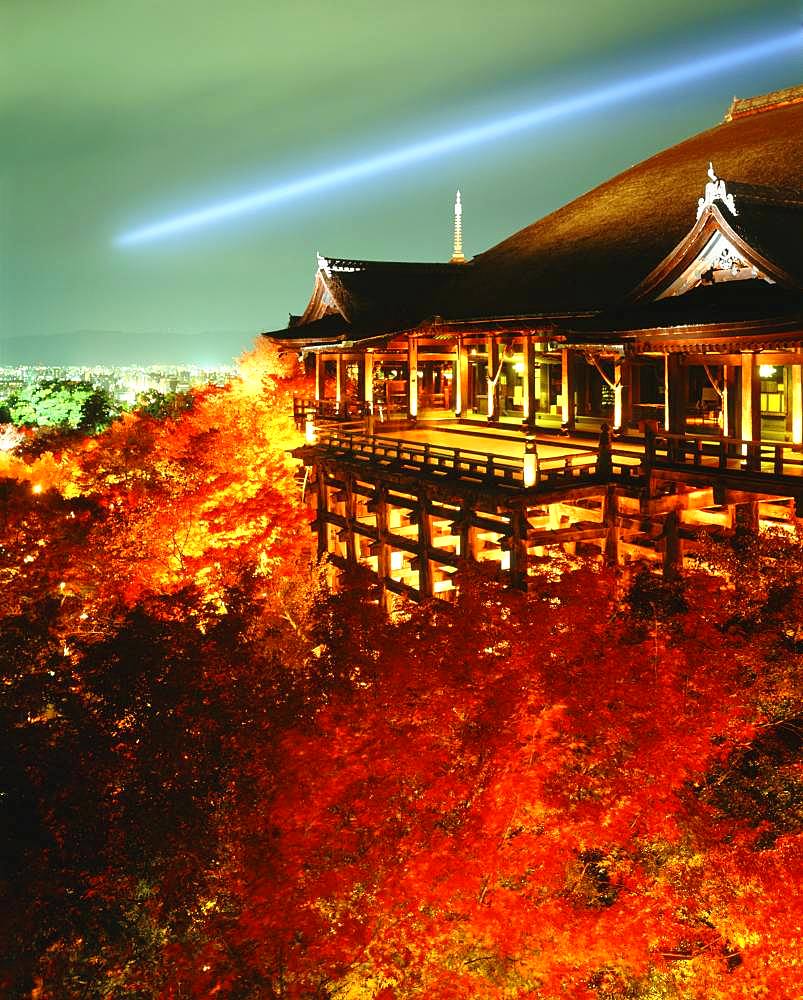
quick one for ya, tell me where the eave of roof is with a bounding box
[261,312,351,344]
[569,280,803,335]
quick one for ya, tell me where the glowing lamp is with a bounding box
[32,483,42,494]
[523,435,538,488]
[513,360,525,375]
[759,365,776,379]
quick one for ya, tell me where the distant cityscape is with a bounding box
[0,364,237,406]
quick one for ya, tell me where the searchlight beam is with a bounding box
[116,30,801,246]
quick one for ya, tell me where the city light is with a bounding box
[116,29,801,246]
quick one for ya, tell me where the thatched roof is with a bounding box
[264,87,803,345]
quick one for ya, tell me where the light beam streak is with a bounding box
[116,30,801,246]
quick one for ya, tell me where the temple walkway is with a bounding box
[356,417,803,481]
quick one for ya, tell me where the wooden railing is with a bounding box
[317,428,525,486]
[300,416,803,492]
[651,431,803,478]
[311,428,640,490]
[293,396,371,427]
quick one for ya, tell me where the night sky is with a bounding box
[2,1,800,364]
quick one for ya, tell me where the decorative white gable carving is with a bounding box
[659,229,772,298]
[696,162,738,220]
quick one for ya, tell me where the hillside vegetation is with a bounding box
[0,345,800,999]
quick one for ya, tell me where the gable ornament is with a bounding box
[696,162,738,220]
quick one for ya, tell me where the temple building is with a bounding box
[265,85,803,604]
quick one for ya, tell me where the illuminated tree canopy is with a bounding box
[0,344,800,1000]
[3,379,120,432]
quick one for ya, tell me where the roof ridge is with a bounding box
[319,256,465,272]
[725,83,803,121]
[724,179,803,208]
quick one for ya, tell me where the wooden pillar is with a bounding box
[456,337,469,417]
[508,507,528,590]
[561,349,575,431]
[665,354,686,435]
[603,484,619,566]
[616,358,632,430]
[374,484,390,611]
[523,334,537,429]
[630,356,641,422]
[408,336,419,419]
[740,352,761,462]
[458,513,471,565]
[456,502,478,565]
[335,354,344,405]
[417,495,433,599]
[314,463,328,559]
[735,500,760,535]
[487,335,500,420]
[721,363,734,438]
[344,473,357,566]
[362,352,374,408]
[315,353,326,402]
[791,363,803,450]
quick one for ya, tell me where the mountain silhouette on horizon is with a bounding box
[0,329,258,366]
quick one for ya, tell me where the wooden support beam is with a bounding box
[487,335,500,420]
[561,348,575,431]
[603,484,619,565]
[315,353,326,402]
[615,515,663,537]
[643,487,715,515]
[384,576,418,600]
[508,508,529,590]
[315,463,328,559]
[722,363,734,438]
[344,473,357,566]
[682,352,803,367]
[335,354,344,405]
[362,352,374,410]
[374,484,390,608]
[525,486,608,513]
[455,337,470,417]
[735,501,760,535]
[528,523,607,547]
[665,353,686,436]
[523,334,537,429]
[740,351,761,448]
[792,363,803,450]
[616,359,632,430]
[417,495,433,598]
[679,508,731,528]
[620,541,661,562]
[408,336,419,419]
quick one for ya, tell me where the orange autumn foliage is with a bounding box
[0,341,312,620]
[165,567,802,1000]
[1,343,800,1000]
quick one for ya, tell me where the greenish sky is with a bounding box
[1,0,800,363]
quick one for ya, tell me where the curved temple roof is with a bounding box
[264,88,803,345]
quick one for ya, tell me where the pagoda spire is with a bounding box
[450,189,466,264]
